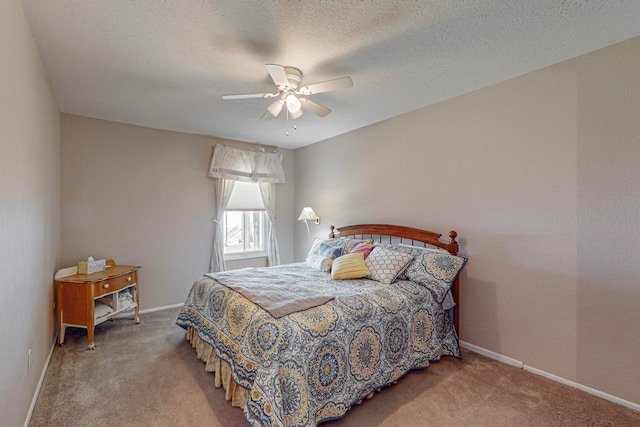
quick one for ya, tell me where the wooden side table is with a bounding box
[55,264,141,349]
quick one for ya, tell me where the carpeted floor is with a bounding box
[29,308,640,426]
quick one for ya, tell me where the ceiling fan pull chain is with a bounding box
[285,109,290,136]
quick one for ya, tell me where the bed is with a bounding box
[176,223,467,426]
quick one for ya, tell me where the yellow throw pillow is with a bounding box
[331,253,371,280]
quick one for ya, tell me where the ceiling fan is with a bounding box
[222,64,353,120]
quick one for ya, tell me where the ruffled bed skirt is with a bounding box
[185,327,250,409]
[185,327,392,423]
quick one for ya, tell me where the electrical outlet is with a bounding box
[28,349,32,373]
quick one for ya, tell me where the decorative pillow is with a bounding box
[397,243,449,254]
[306,238,323,257]
[402,250,467,304]
[350,242,374,259]
[331,253,371,280]
[305,253,332,272]
[322,238,371,254]
[306,239,340,257]
[386,244,447,281]
[364,247,414,285]
[317,242,343,259]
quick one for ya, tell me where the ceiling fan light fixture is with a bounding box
[286,94,302,113]
[267,99,284,117]
[289,108,303,120]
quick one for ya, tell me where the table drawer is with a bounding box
[94,271,137,297]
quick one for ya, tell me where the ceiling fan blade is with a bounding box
[299,98,331,117]
[260,110,274,120]
[222,92,276,100]
[265,64,290,89]
[298,76,353,95]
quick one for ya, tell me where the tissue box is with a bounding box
[78,259,107,274]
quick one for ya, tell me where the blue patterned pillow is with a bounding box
[317,242,342,259]
[400,249,467,304]
[385,244,447,280]
[323,238,371,254]
[307,239,343,260]
[364,247,414,285]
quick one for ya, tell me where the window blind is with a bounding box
[226,181,264,211]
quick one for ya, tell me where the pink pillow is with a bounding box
[350,242,373,259]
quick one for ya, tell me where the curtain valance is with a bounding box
[209,144,285,183]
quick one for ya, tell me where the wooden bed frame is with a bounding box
[330,223,461,333]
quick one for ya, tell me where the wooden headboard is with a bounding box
[330,223,461,334]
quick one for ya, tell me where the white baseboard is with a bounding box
[459,340,640,413]
[522,364,640,412]
[459,340,524,368]
[112,303,184,320]
[139,303,183,314]
[24,338,56,427]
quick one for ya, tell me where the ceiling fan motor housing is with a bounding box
[283,67,302,90]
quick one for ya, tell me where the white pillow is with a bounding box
[306,253,332,272]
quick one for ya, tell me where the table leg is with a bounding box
[87,290,95,350]
[57,283,65,346]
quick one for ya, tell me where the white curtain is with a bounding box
[209,178,235,273]
[208,144,285,271]
[259,182,280,266]
[209,144,285,183]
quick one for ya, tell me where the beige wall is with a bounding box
[573,38,640,402]
[294,37,640,405]
[60,115,294,311]
[6,0,637,417]
[0,1,61,425]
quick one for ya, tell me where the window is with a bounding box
[223,181,266,258]
[223,211,265,255]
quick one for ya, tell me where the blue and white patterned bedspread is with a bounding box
[176,262,460,426]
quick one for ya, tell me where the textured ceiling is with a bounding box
[20,1,640,149]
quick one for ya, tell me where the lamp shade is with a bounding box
[289,108,303,119]
[267,99,284,117]
[298,207,318,221]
